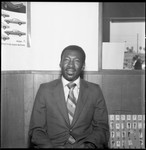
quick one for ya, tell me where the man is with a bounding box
[29,45,109,148]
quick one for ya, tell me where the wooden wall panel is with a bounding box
[102,75,123,114]
[23,74,33,147]
[84,74,103,89]
[121,75,144,114]
[1,71,145,148]
[141,75,145,114]
[102,74,145,115]
[1,74,7,147]
[1,74,25,148]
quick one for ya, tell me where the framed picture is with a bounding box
[1,2,31,47]
[110,17,145,70]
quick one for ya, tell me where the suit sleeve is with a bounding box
[29,85,54,148]
[85,85,110,148]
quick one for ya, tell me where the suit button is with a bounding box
[69,129,72,132]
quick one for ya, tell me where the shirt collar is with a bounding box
[61,76,80,89]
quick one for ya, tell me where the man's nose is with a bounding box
[68,60,74,67]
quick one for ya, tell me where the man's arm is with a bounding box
[84,85,110,148]
[29,85,53,148]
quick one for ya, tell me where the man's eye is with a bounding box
[64,58,69,62]
[75,59,80,63]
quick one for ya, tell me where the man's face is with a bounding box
[60,50,85,81]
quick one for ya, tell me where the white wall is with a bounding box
[2,2,99,71]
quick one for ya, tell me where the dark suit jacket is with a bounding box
[29,78,110,148]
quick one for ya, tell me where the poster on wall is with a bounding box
[1,2,31,47]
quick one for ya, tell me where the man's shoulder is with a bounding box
[82,79,103,96]
[40,78,61,89]
[82,79,100,89]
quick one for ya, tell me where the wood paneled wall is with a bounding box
[1,71,145,148]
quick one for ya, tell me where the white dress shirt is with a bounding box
[61,76,80,102]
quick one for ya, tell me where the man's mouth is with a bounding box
[66,68,75,75]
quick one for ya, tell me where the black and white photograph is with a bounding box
[1,2,145,149]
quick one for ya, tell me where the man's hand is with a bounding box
[55,146,65,148]
[78,143,86,148]
[84,142,96,148]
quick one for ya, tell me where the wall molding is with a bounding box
[1,70,145,75]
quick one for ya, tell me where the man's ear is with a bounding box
[82,63,85,71]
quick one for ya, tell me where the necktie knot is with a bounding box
[67,82,76,90]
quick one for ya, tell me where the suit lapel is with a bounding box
[71,79,89,127]
[53,79,70,126]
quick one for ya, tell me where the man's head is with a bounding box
[60,45,86,82]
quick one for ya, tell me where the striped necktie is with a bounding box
[67,82,76,124]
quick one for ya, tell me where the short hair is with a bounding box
[61,45,86,63]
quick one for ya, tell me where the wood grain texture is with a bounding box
[1,71,145,148]
[1,74,25,148]
[121,75,144,114]
[23,74,33,147]
[102,75,123,114]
